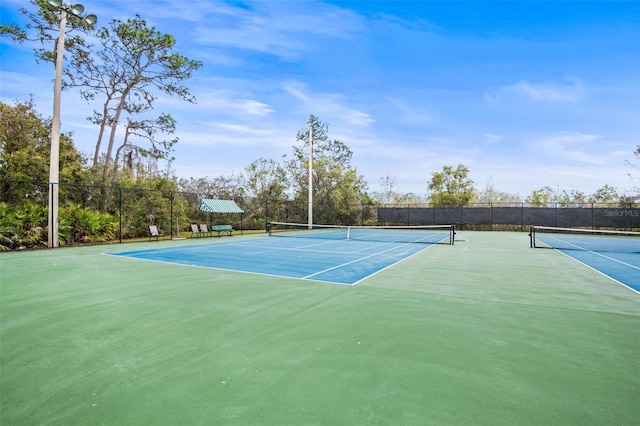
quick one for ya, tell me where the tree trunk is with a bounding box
[102,90,130,179]
[92,98,113,168]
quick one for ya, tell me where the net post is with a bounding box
[450,225,455,245]
[529,226,534,248]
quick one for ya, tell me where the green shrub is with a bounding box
[60,203,119,245]
[0,201,47,250]
[0,202,119,250]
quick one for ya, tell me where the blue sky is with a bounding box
[1,0,639,198]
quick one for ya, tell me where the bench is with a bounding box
[190,223,203,238]
[199,224,212,237]
[212,225,233,237]
[149,225,165,241]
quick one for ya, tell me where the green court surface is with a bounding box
[1,231,638,425]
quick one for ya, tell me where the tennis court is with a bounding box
[1,230,639,425]
[530,226,640,292]
[109,224,454,285]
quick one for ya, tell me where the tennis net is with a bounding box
[267,222,455,245]
[529,226,640,253]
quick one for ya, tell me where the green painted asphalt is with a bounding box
[1,231,638,425]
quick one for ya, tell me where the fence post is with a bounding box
[490,203,493,231]
[170,191,174,239]
[118,187,122,244]
[239,197,244,234]
[285,199,289,223]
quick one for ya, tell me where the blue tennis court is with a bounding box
[532,228,640,293]
[109,235,445,285]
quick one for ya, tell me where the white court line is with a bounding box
[544,236,640,294]
[351,245,434,285]
[230,237,412,255]
[583,250,640,270]
[545,236,640,270]
[106,253,354,286]
[302,242,427,280]
[108,237,413,259]
[553,250,640,295]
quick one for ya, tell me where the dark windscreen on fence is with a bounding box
[461,208,491,225]
[491,207,522,225]
[378,207,640,229]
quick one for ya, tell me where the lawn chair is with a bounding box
[148,225,164,242]
[190,224,202,238]
[199,224,212,237]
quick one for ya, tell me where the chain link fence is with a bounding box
[1,179,638,249]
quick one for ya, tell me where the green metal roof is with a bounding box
[199,199,244,213]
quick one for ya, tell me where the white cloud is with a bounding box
[283,85,310,102]
[189,1,363,59]
[385,97,436,125]
[193,26,305,59]
[482,133,504,144]
[532,131,628,165]
[188,89,274,116]
[177,120,291,148]
[492,79,587,103]
[283,83,374,127]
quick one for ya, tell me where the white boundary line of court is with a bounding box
[351,244,436,285]
[301,242,425,280]
[553,249,640,295]
[104,252,355,286]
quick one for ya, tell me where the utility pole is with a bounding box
[308,121,313,229]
